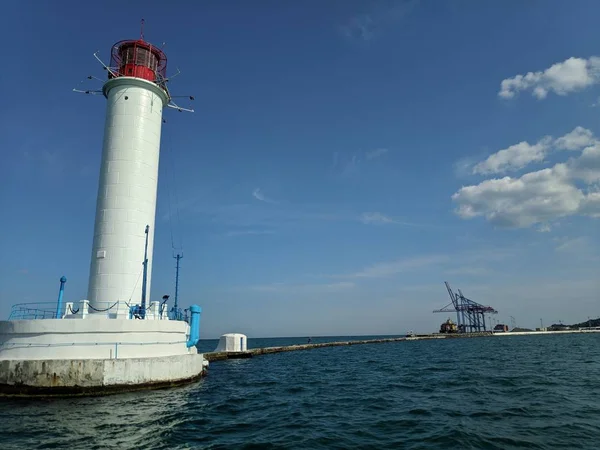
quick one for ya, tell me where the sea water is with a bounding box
[1,333,599,449]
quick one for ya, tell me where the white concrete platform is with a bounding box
[0,353,207,396]
[0,316,193,360]
[0,301,207,396]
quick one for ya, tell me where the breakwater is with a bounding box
[203,333,492,362]
[202,329,600,362]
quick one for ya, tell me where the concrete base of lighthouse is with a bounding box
[0,301,208,397]
[0,353,207,397]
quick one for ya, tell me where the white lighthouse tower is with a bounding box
[87,32,170,313]
[0,25,207,396]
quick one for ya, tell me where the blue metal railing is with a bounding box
[9,302,58,320]
[169,307,188,322]
[8,301,192,322]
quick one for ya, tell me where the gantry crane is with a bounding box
[433,282,498,333]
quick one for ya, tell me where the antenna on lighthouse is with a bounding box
[71,21,196,113]
[173,253,182,313]
[140,18,145,41]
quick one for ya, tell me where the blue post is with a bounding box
[186,305,201,348]
[140,225,150,319]
[55,276,67,318]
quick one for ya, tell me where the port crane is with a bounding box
[433,282,498,333]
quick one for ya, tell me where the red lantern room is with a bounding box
[108,37,168,92]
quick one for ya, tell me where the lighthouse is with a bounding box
[87,31,170,313]
[0,24,207,396]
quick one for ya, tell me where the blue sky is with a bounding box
[1,0,599,337]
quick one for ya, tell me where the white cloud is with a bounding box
[454,155,484,178]
[252,188,278,204]
[339,0,420,43]
[365,148,389,160]
[568,144,600,184]
[453,166,584,227]
[444,266,491,276]
[341,14,376,42]
[360,212,420,227]
[471,127,595,176]
[537,224,552,233]
[185,201,369,231]
[339,254,449,279]
[473,137,552,175]
[554,236,588,253]
[252,188,267,202]
[581,192,600,217]
[224,229,275,238]
[326,246,517,281]
[452,132,600,227]
[333,148,389,177]
[361,212,394,224]
[332,153,361,177]
[554,126,596,151]
[246,281,355,293]
[499,56,600,99]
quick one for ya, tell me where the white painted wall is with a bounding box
[0,317,193,360]
[214,333,247,352]
[87,77,169,312]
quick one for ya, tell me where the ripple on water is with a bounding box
[2,334,600,449]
